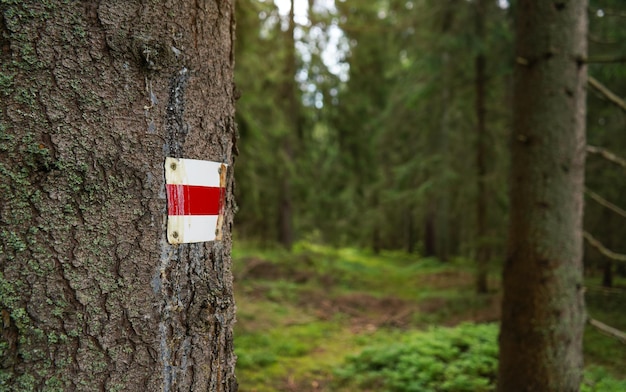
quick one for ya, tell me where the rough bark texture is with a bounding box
[0,1,238,391]
[497,1,587,391]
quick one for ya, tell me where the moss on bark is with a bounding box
[1,1,238,390]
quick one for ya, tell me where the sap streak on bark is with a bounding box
[157,66,191,391]
[165,67,190,159]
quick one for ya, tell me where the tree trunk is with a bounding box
[424,208,437,257]
[278,174,294,250]
[497,1,588,391]
[437,50,451,263]
[474,0,489,294]
[433,1,461,263]
[277,0,299,250]
[602,259,614,288]
[406,206,416,254]
[0,2,238,391]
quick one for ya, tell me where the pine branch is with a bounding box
[588,76,626,112]
[585,188,626,219]
[583,230,626,263]
[588,318,626,345]
[588,34,620,45]
[586,145,626,170]
[589,7,626,18]
[586,285,626,296]
[587,55,626,64]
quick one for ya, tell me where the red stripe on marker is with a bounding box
[166,184,225,216]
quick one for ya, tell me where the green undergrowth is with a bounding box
[334,323,626,392]
[233,241,472,302]
[233,241,472,391]
[232,241,626,391]
[335,323,497,392]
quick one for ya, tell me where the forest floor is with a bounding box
[232,242,626,392]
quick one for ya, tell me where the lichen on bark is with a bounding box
[1,1,238,390]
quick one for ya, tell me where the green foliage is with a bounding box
[233,242,466,391]
[234,0,513,262]
[334,322,626,392]
[233,243,626,390]
[583,366,626,392]
[334,323,498,392]
[234,240,457,302]
[236,322,327,369]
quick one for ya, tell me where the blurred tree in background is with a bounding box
[497,0,588,388]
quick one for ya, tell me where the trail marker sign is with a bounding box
[165,157,227,244]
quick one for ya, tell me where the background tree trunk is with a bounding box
[474,0,489,294]
[600,209,614,288]
[497,0,588,391]
[0,1,238,391]
[277,0,299,250]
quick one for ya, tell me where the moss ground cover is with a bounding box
[232,241,626,391]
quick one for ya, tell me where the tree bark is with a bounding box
[0,1,238,391]
[497,1,588,391]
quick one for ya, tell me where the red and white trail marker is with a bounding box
[165,157,227,244]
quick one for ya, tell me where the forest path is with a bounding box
[232,243,501,391]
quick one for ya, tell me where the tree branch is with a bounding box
[589,7,626,18]
[587,55,626,64]
[588,34,620,45]
[588,76,626,112]
[587,145,626,171]
[586,285,626,296]
[585,188,626,219]
[584,230,626,262]
[588,318,626,344]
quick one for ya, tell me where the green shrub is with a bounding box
[334,323,498,392]
[334,323,626,392]
[582,366,626,392]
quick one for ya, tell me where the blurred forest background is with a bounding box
[231,0,626,390]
